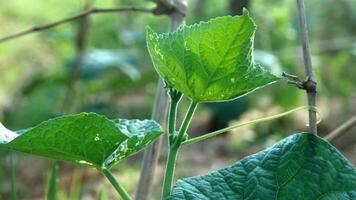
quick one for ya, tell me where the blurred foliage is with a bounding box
[0,0,355,199]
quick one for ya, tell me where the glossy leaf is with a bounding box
[147,10,280,102]
[169,133,356,199]
[0,113,162,170]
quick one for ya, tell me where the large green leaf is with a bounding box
[147,10,280,102]
[0,113,162,170]
[169,133,356,200]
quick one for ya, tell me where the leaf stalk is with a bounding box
[167,88,182,143]
[162,100,198,198]
[47,161,59,200]
[102,168,131,200]
[173,101,198,148]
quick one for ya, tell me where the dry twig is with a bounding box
[325,116,356,142]
[0,7,154,43]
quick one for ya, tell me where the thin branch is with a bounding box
[325,115,356,142]
[282,72,302,82]
[296,0,318,135]
[0,7,155,43]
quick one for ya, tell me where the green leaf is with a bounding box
[147,10,280,102]
[0,113,162,170]
[168,133,356,200]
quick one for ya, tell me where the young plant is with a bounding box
[147,9,356,199]
[146,10,280,198]
[0,9,356,200]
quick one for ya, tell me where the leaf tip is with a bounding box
[145,26,155,36]
[242,8,250,16]
[145,26,157,45]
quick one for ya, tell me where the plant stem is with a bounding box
[162,101,198,198]
[167,91,181,142]
[168,100,179,137]
[10,153,17,200]
[161,146,179,198]
[102,168,131,200]
[296,0,317,135]
[183,106,319,145]
[47,161,59,200]
[174,101,198,147]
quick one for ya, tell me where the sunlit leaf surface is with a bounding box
[147,10,280,102]
[0,113,162,170]
[169,133,356,200]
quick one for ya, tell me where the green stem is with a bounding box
[161,146,179,198]
[182,106,320,145]
[167,98,179,142]
[174,101,198,147]
[162,101,198,198]
[102,168,131,200]
[10,152,17,200]
[47,161,59,200]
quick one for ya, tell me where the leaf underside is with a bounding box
[0,113,162,170]
[168,133,356,200]
[147,9,280,102]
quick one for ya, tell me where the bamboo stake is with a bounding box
[135,1,187,199]
[296,0,318,135]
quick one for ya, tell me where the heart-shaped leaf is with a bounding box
[0,113,162,170]
[147,10,280,102]
[168,133,356,199]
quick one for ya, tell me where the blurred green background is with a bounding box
[0,0,355,199]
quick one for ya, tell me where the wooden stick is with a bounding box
[325,115,356,142]
[296,0,318,135]
[135,1,187,199]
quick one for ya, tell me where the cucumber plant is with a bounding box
[1,9,356,200]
